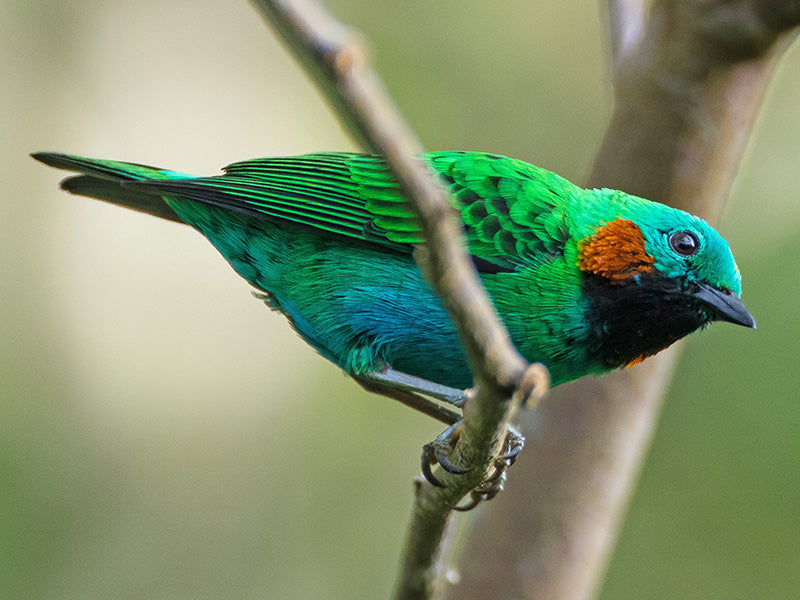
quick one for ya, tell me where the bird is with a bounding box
[32,150,755,417]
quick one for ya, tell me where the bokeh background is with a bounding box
[3,1,799,598]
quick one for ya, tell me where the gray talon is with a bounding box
[420,423,523,510]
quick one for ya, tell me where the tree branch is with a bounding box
[249,1,549,598]
[450,2,800,599]
[606,0,648,73]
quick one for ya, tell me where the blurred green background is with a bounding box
[2,1,798,598]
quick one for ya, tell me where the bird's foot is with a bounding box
[421,422,469,486]
[421,423,525,511]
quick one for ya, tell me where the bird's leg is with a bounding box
[353,374,461,425]
[361,368,471,408]
[356,368,524,508]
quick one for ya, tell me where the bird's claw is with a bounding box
[421,422,468,487]
[492,425,525,470]
[453,469,507,511]
[420,424,525,510]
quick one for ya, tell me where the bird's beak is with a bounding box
[694,283,756,329]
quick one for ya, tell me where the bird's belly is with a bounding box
[275,250,473,387]
[192,215,473,386]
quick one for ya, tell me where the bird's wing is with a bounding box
[129,151,576,272]
[425,152,575,271]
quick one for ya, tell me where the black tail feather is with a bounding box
[60,175,183,223]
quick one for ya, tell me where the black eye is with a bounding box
[668,230,700,256]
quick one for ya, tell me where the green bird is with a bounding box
[32,151,755,415]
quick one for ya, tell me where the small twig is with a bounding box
[249,1,549,598]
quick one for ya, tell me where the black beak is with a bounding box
[694,283,756,329]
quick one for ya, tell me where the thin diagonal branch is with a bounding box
[251,0,530,389]
[249,1,549,598]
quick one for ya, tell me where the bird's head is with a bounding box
[576,191,755,368]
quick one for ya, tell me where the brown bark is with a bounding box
[450,3,799,599]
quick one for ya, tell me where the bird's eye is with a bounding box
[668,230,700,256]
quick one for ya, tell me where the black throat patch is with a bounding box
[583,272,713,369]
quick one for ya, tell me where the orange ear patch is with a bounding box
[579,218,655,283]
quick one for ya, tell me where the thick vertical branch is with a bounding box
[451,2,799,600]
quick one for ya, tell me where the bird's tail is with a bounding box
[31,152,190,223]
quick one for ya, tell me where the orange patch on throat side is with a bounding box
[579,218,655,283]
[626,345,668,368]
